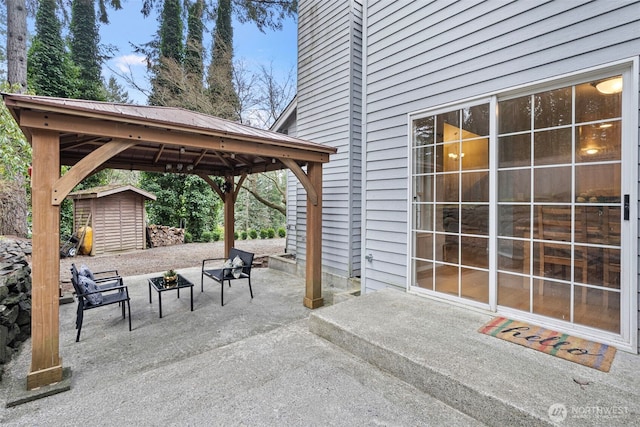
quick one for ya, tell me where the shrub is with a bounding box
[201,231,212,242]
[259,229,268,239]
[266,228,275,238]
[212,230,221,241]
[184,231,193,243]
[234,231,239,240]
[277,227,286,238]
[249,229,258,239]
[241,230,248,240]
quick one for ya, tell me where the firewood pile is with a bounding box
[147,225,184,247]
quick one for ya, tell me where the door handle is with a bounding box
[624,194,629,221]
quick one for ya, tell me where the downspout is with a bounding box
[359,0,368,294]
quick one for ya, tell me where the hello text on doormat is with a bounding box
[479,317,616,372]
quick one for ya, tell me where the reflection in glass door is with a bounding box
[497,77,622,333]
[412,104,490,304]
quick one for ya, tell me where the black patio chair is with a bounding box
[201,248,254,306]
[70,264,132,342]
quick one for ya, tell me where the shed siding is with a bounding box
[297,0,362,280]
[362,1,640,298]
[85,192,147,255]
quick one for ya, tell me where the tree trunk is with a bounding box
[0,179,28,237]
[7,0,28,92]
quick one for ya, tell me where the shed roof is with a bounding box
[69,184,157,201]
[2,93,336,177]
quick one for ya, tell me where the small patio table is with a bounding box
[148,274,194,318]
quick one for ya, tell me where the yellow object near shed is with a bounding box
[69,185,156,255]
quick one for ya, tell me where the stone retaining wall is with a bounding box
[0,238,32,378]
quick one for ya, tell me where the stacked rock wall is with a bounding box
[147,225,184,247]
[0,238,32,377]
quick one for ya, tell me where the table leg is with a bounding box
[190,286,193,311]
[148,282,152,304]
[158,292,163,318]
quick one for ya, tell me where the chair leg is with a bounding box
[220,280,224,306]
[76,309,84,342]
[201,271,204,292]
[126,299,132,331]
[248,278,253,299]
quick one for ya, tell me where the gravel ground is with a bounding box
[59,238,287,291]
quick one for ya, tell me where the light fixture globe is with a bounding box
[595,76,623,94]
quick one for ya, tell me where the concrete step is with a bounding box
[309,288,640,426]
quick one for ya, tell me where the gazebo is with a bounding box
[2,93,337,390]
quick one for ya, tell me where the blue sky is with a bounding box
[99,2,298,104]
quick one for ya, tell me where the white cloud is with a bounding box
[113,54,147,73]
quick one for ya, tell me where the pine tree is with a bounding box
[148,0,184,106]
[27,0,79,98]
[70,0,105,100]
[207,0,239,120]
[185,0,204,86]
[6,0,28,92]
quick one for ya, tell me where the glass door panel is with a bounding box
[412,104,490,305]
[497,76,623,334]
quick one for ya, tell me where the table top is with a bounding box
[148,274,194,292]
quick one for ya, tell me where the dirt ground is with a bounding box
[59,238,287,291]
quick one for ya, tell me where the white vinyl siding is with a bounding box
[361,0,640,321]
[297,0,363,280]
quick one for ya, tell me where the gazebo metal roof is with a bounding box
[3,94,335,177]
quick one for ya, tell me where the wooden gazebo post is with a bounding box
[304,161,323,309]
[28,129,64,390]
[223,176,235,258]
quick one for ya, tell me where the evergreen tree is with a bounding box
[104,76,131,103]
[185,0,204,86]
[148,0,184,106]
[27,0,79,97]
[70,0,105,100]
[207,0,239,120]
[6,0,28,92]
[140,172,221,241]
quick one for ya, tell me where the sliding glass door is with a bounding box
[410,71,630,340]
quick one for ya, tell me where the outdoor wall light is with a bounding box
[594,77,622,94]
[165,164,172,170]
[179,147,186,154]
[176,163,183,171]
[186,164,194,171]
[222,181,232,193]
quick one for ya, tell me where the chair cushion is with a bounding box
[78,275,103,305]
[78,264,96,281]
[231,255,244,278]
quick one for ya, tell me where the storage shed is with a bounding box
[69,185,156,255]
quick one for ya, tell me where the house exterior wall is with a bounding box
[360,1,640,350]
[296,0,363,286]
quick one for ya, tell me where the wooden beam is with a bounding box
[234,173,247,203]
[28,129,63,389]
[198,174,224,200]
[51,139,138,205]
[281,158,318,206]
[193,149,207,167]
[153,144,165,163]
[20,110,332,163]
[304,162,323,309]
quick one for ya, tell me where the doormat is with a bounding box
[479,317,616,372]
